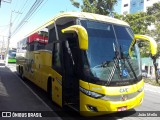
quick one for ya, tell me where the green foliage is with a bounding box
[147,2,160,22]
[147,3,160,39]
[70,0,80,8]
[70,1,160,83]
[138,41,151,57]
[114,2,160,58]
[146,2,160,57]
[114,12,151,34]
[70,0,117,15]
[114,2,160,42]
[70,0,160,58]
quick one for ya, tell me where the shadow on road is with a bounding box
[0,63,5,66]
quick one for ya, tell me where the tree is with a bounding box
[147,2,160,42]
[146,2,160,83]
[70,0,117,15]
[114,12,151,34]
[114,12,153,59]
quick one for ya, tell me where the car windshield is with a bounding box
[80,20,141,84]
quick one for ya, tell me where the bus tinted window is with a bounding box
[53,43,62,73]
[48,27,57,43]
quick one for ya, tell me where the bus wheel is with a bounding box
[18,66,21,74]
[20,66,24,79]
[47,77,52,100]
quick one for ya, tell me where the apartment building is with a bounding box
[114,0,160,15]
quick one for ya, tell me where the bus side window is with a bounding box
[48,26,57,43]
[46,25,57,51]
[53,42,62,74]
[27,43,34,51]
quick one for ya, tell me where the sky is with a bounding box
[114,0,122,14]
[0,0,81,48]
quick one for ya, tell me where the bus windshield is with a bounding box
[80,20,141,86]
[8,50,16,58]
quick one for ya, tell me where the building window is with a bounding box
[141,0,144,3]
[124,4,128,7]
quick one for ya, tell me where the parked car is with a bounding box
[142,70,147,78]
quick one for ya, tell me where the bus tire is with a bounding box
[47,77,52,100]
[20,66,24,79]
[18,65,21,74]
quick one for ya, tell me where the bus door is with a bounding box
[62,39,79,110]
[51,42,63,107]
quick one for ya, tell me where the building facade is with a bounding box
[114,0,160,15]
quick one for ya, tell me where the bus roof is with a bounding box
[27,12,129,37]
[56,12,129,26]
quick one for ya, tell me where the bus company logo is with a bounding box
[121,95,127,101]
[119,88,128,93]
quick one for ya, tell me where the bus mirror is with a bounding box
[134,34,157,57]
[61,25,88,50]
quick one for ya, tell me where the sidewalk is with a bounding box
[0,61,61,119]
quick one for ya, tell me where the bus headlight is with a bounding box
[80,87,104,98]
[89,91,104,98]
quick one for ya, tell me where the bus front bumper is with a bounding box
[80,90,144,116]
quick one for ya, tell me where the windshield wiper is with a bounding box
[120,46,139,81]
[93,61,110,68]
[106,43,122,85]
[124,57,139,81]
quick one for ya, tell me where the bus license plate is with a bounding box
[117,106,127,111]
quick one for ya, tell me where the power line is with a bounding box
[12,0,30,29]
[11,0,45,37]
[26,0,48,24]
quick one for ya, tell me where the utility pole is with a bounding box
[5,10,12,66]
[0,35,7,60]
[1,36,5,59]
[5,10,22,66]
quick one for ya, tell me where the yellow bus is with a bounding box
[16,12,157,116]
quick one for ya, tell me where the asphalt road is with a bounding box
[1,63,160,120]
[0,63,61,120]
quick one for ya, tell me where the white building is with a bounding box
[114,0,160,15]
